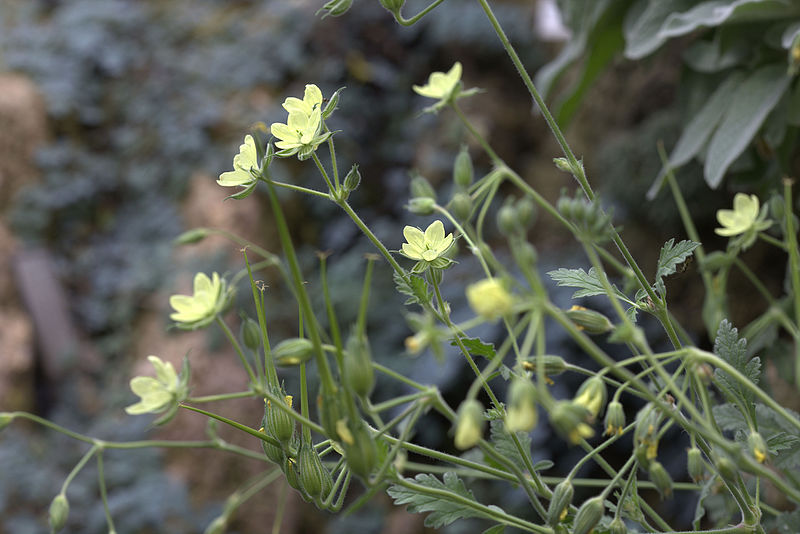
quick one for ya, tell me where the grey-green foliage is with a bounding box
[543,0,800,191]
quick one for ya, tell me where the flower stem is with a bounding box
[216,316,258,385]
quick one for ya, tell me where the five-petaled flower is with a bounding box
[270,84,332,160]
[714,193,771,249]
[400,220,454,272]
[217,134,260,188]
[466,278,513,321]
[169,272,230,329]
[125,356,186,415]
[413,62,480,113]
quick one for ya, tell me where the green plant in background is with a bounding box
[4,1,800,534]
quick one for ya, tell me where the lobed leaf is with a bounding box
[547,267,628,301]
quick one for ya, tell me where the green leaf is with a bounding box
[648,71,744,198]
[769,510,800,533]
[387,473,501,528]
[693,477,716,530]
[623,0,696,59]
[488,419,533,472]
[547,267,629,301]
[704,63,791,188]
[394,272,430,306]
[455,337,496,361]
[482,525,505,534]
[713,320,761,423]
[655,239,700,295]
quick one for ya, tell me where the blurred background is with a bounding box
[0,0,790,532]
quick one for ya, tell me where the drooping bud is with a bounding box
[713,450,738,482]
[748,432,769,464]
[506,376,538,433]
[497,201,519,236]
[410,174,436,200]
[265,389,295,445]
[343,331,375,398]
[240,316,262,351]
[317,387,347,440]
[648,460,673,499]
[572,496,605,534]
[521,355,567,377]
[379,0,405,14]
[608,517,627,534]
[343,164,361,194]
[174,227,210,246]
[515,197,537,229]
[453,145,474,189]
[407,197,436,216]
[340,418,378,480]
[49,493,69,532]
[282,456,303,493]
[449,191,473,222]
[634,402,662,466]
[298,441,332,501]
[319,0,353,18]
[604,400,625,436]
[565,305,614,335]
[465,278,513,321]
[259,419,285,464]
[547,479,574,526]
[273,338,314,366]
[687,447,706,483]
[454,399,485,450]
[572,376,607,420]
[550,400,594,444]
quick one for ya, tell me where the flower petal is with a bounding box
[401,243,423,260]
[270,122,295,142]
[403,226,425,249]
[424,220,445,245]
[304,84,323,109]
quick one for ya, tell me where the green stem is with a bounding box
[337,198,408,281]
[216,316,258,385]
[61,445,98,495]
[394,0,446,26]
[264,178,331,199]
[186,391,254,403]
[97,451,117,534]
[783,178,800,388]
[311,152,336,194]
[759,232,789,251]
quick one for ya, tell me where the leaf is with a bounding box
[647,71,744,198]
[387,473,499,528]
[455,337,496,360]
[713,320,761,422]
[547,267,628,301]
[488,419,533,472]
[482,525,505,534]
[394,272,429,306]
[704,63,791,188]
[623,0,696,59]
[655,239,700,293]
[693,477,716,530]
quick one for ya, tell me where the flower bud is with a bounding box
[521,355,567,377]
[174,228,210,246]
[449,191,473,222]
[514,241,538,269]
[648,460,673,499]
[550,400,594,444]
[553,157,572,173]
[273,338,314,366]
[506,376,538,433]
[341,419,378,481]
[547,479,574,526]
[265,390,295,445]
[343,164,361,194]
[298,441,332,500]
[259,417,286,464]
[322,87,344,120]
[572,376,607,419]
[343,332,374,398]
[465,278,513,321]
[604,400,625,436]
[49,493,69,532]
[240,316,262,351]
[410,174,436,200]
[319,0,352,18]
[454,399,485,450]
[203,516,228,534]
[609,517,627,534]
[453,145,474,189]
[565,305,613,335]
[407,197,436,216]
[318,387,347,440]
[572,496,604,534]
[497,202,519,236]
[379,0,405,13]
[515,197,537,229]
[687,447,705,482]
[748,432,769,464]
[282,456,303,493]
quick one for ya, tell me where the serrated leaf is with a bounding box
[656,239,700,281]
[394,271,430,306]
[455,337,496,360]
[547,267,629,301]
[704,64,791,188]
[387,473,498,528]
[712,403,748,434]
[766,432,800,455]
[713,320,761,422]
[488,419,533,472]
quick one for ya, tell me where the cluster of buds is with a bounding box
[556,190,614,243]
[497,196,537,237]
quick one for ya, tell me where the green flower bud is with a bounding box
[521,355,566,378]
[410,174,436,200]
[506,376,538,433]
[648,460,673,499]
[453,145,474,189]
[319,0,352,18]
[343,332,374,398]
[714,450,737,482]
[273,338,314,366]
[265,389,295,445]
[497,202,519,236]
[550,400,594,444]
[341,419,378,480]
[572,496,605,534]
[514,241,538,269]
[572,376,607,420]
[515,197,537,229]
[343,164,361,194]
[634,403,662,460]
[609,517,627,534]
[0,412,13,432]
[240,316,262,351]
[553,157,572,173]
[49,493,69,532]
[282,456,303,493]
[298,441,331,500]
[407,197,436,216]
[318,387,347,440]
[449,191,473,222]
[259,417,285,464]
[687,447,706,483]
[604,400,625,436]
[565,305,614,335]
[748,432,769,464]
[454,399,485,450]
[174,227,210,246]
[322,87,344,120]
[203,516,228,534]
[547,479,574,526]
[379,0,405,13]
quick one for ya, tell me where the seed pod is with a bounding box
[273,338,314,366]
[506,376,538,433]
[407,197,436,216]
[453,145,474,189]
[608,517,627,534]
[259,418,286,464]
[550,400,594,444]
[687,447,706,482]
[454,399,485,450]
[497,201,518,236]
[748,432,769,464]
[565,305,614,335]
[449,191,473,222]
[547,479,574,526]
[282,456,303,493]
[343,332,374,398]
[648,460,673,499]
[521,355,566,377]
[343,164,361,193]
[298,441,330,500]
[604,400,625,436]
[572,376,607,420]
[572,496,604,534]
[265,389,295,445]
[341,419,378,481]
[318,387,347,440]
[240,316,262,351]
[49,493,69,532]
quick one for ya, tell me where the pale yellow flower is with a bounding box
[169,272,228,329]
[714,193,771,249]
[217,135,259,188]
[466,278,513,321]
